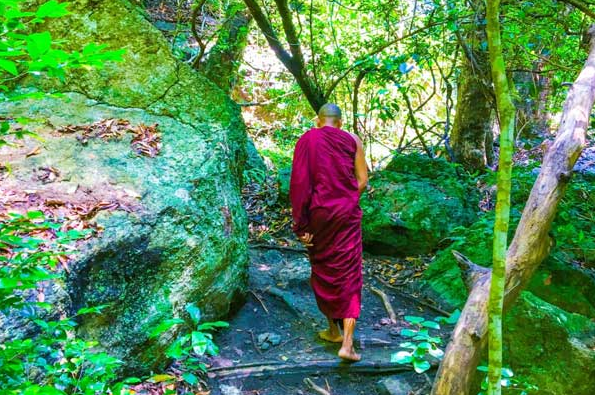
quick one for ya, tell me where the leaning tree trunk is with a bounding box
[203,1,252,92]
[431,25,595,395]
[450,2,494,170]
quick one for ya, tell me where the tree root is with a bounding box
[304,377,331,395]
[370,286,398,323]
[209,359,430,380]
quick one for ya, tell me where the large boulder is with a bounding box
[360,154,478,256]
[504,292,595,395]
[1,0,248,374]
[419,212,595,394]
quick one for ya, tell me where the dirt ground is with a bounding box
[206,247,456,395]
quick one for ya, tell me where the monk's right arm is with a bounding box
[353,136,368,195]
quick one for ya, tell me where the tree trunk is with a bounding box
[203,2,252,93]
[242,0,326,113]
[514,57,554,139]
[450,4,494,170]
[484,0,516,392]
[431,25,595,395]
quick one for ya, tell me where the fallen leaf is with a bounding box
[148,374,175,383]
[26,146,41,157]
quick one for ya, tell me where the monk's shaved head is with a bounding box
[318,103,342,118]
[317,103,343,128]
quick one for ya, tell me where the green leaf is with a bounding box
[398,341,417,350]
[26,32,52,59]
[165,337,185,359]
[148,318,184,338]
[77,304,109,315]
[123,377,142,384]
[197,321,229,331]
[421,320,440,330]
[185,302,201,324]
[400,328,417,337]
[412,359,431,373]
[0,59,18,76]
[417,341,431,350]
[148,374,175,383]
[428,346,444,359]
[182,372,199,385]
[390,350,412,364]
[36,0,70,18]
[26,210,45,219]
[501,367,514,378]
[191,331,208,355]
[404,315,425,325]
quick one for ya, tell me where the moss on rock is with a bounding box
[3,0,249,375]
[504,292,595,395]
[361,153,478,256]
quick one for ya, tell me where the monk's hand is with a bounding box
[298,232,314,247]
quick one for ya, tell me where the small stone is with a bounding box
[389,327,401,337]
[220,384,242,395]
[376,376,413,395]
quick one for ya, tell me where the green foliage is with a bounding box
[477,365,539,395]
[149,303,229,385]
[390,315,445,373]
[243,167,267,185]
[0,212,131,394]
[0,0,124,147]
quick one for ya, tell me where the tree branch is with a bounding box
[559,0,595,19]
[324,21,443,98]
[274,0,306,67]
[243,0,293,67]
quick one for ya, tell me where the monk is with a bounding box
[289,103,368,362]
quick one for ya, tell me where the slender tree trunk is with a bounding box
[484,0,516,392]
[450,2,494,170]
[431,25,595,395]
[203,2,252,93]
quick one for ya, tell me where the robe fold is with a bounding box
[289,125,363,319]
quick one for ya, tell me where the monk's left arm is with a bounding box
[290,136,313,234]
[354,136,368,195]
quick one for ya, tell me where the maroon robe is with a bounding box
[289,125,363,319]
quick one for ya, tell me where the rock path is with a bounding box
[207,247,456,395]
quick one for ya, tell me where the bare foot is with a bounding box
[318,329,343,343]
[338,346,361,362]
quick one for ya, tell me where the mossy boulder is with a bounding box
[421,218,595,316]
[419,217,595,394]
[246,138,267,172]
[420,219,493,309]
[360,154,478,256]
[503,292,595,395]
[277,166,292,203]
[1,0,248,375]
